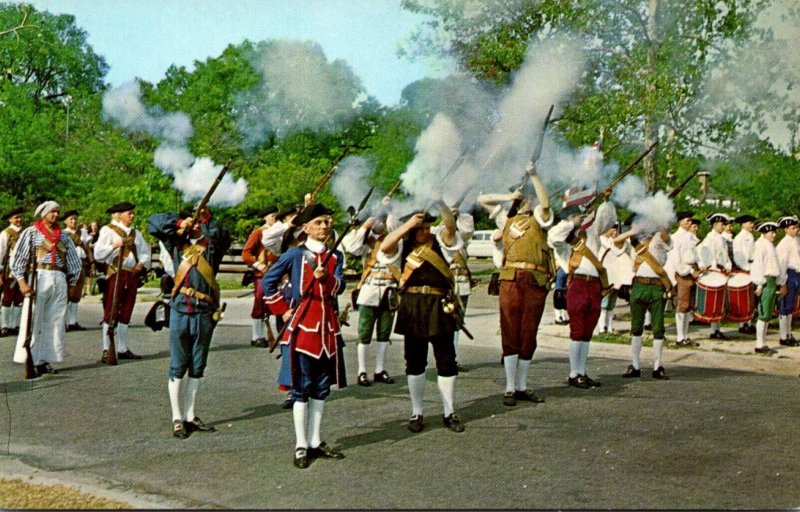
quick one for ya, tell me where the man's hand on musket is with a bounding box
[603,188,613,201]
[526,161,537,176]
[282,308,295,323]
[133,262,145,275]
[381,195,392,206]
[255,262,268,273]
[313,266,329,280]
[304,193,313,206]
[18,279,34,299]
[511,189,524,202]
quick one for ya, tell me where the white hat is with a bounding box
[34,201,59,218]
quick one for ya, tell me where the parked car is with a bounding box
[466,230,496,259]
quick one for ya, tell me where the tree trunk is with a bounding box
[643,0,659,192]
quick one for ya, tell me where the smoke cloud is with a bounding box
[103,81,248,206]
[236,40,366,146]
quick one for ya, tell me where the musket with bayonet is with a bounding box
[270,186,376,352]
[507,104,555,218]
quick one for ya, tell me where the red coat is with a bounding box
[263,245,344,359]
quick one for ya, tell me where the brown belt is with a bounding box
[572,273,600,283]
[504,262,549,273]
[367,272,396,281]
[108,264,136,274]
[179,286,215,304]
[405,285,448,296]
[38,264,65,273]
[634,276,664,287]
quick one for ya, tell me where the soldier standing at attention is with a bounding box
[94,202,151,362]
[62,210,91,331]
[241,205,279,348]
[0,207,25,337]
[11,201,81,375]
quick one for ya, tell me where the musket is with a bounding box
[507,104,555,218]
[178,159,232,237]
[104,244,125,366]
[309,145,354,203]
[21,233,37,379]
[580,140,659,215]
[381,178,402,204]
[270,186,376,352]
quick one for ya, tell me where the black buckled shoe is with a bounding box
[408,414,424,433]
[755,346,777,355]
[357,372,371,387]
[293,448,309,469]
[686,338,700,347]
[281,397,294,410]
[308,442,345,460]
[373,371,394,384]
[0,327,10,337]
[35,362,57,375]
[567,376,591,389]
[710,331,729,340]
[514,389,545,403]
[186,417,216,432]
[582,374,601,388]
[172,420,189,439]
[652,366,669,380]
[117,350,142,360]
[67,323,87,332]
[251,338,269,348]
[622,365,641,378]
[502,391,516,407]
[443,413,465,433]
[739,325,756,335]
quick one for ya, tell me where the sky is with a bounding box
[26,0,448,106]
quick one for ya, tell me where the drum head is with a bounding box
[697,270,727,288]
[727,271,751,288]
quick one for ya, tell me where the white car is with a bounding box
[466,230,496,259]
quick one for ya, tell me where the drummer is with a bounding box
[698,212,733,340]
[776,215,800,346]
[732,214,757,335]
[750,221,784,354]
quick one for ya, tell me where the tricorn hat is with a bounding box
[4,207,23,220]
[676,211,694,221]
[756,221,779,233]
[293,204,335,226]
[106,202,136,214]
[706,212,732,225]
[62,209,79,219]
[399,210,437,224]
[262,205,278,217]
[734,214,756,224]
[778,215,799,229]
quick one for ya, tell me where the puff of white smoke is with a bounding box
[236,40,365,145]
[331,155,376,219]
[612,175,648,209]
[102,81,193,144]
[171,157,248,206]
[400,113,464,208]
[629,191,676,235]
[153,145,194,176]
[476,36,586,190]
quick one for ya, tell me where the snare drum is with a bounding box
[725,271,754,322]
[694,270,727,323]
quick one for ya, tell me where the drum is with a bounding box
[694,270,727,323]
[725,271,754,322]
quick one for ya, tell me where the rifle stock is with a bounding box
[105,247,125,366]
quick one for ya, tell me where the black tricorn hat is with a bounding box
[277,204,302,222]
[62,209,79,219]
[4,207,23,220]
[690,218,701,226]
[262,205,278,217]
[293,203,335,226]
[106,202,136,214]
[706,212,732,224]
[778,215,799,228]
[399,211,437,224]
[756,221,778,233]
[735,214,756,224]
[676,211,694,221]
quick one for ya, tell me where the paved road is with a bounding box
[1,285,799,509]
